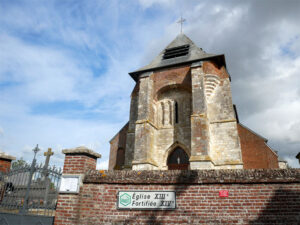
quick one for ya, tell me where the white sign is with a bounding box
[59,175,80,193]
[117,191,176,210]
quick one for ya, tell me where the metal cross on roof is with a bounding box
[177,16,186,34]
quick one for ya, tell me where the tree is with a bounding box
[11,158,27,169]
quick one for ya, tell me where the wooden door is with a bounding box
[167,147,189,170]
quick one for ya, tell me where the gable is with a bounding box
[237,123,278,169]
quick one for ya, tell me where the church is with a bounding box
[109,33,283,170]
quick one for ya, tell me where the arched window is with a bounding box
[158,100,173,127]
[161,102,165,125]
[168,100,172,125]
[167,147,189,170]
[114,148,125,170]
[175,101,178,123]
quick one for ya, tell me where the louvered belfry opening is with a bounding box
[163,44,190,60]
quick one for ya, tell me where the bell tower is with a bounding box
[109,33,243,170]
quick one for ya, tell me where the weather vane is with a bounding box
[177,15,186,34]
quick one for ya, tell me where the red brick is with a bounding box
[238,124,279,169]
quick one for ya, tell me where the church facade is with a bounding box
[109,34,280,170]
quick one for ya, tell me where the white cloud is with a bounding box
[97,159,109,170]
[0,127,4,136]
[0,34,89,103]
[0,110,123,167]
[138,0,175,9]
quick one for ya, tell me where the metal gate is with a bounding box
[0,150,61,225]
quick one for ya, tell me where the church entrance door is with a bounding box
[167,147,189,170]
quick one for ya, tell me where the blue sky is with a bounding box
[0,0,300,169]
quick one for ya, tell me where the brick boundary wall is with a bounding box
[0,158,13,173]
[0,152,16,173]
[55,169,300,225]
[61,146,101,174]
[54,147,101,225]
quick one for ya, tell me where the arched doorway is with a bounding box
[167,147,189,170]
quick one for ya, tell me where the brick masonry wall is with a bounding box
[63,154,97,174]
[0,158,12,173]
[54,169,300,225]
[109,123,129,170]
[238,124,279,169]
[203,61,229,79]
[152,65,191,100]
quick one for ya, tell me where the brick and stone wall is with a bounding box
[109,123,129,170]
[109,58,248,170]
[55,147,101,225]
[238,124,279,169]
[55,169,300,225]
[62,146,101,174]
[152,65,191,99]
[0,159,12,173]
[0,152,16,173]
[109,34,284,170]
[109,59,282,170]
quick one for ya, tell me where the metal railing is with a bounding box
[0,161,62,217]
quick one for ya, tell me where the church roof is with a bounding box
[129,33,225,81]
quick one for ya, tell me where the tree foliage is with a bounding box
[11,158,27,169]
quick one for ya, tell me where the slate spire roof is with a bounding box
[129,33,224,81]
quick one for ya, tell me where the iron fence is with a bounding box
[0,163,62,217]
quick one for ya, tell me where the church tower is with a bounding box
[109,34,280,170]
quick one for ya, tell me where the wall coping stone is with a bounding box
[0,151,16,161]
[62,146,101,158]
[84,169,300,184]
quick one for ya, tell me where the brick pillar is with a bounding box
[62,146,101,174]
[0,152,16,173]
[54,146,101,225]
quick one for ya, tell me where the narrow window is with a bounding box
[168,100,172,125]
[175,101,178,123]
[161,102,165,125]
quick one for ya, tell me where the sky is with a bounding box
[0,0,299,169]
